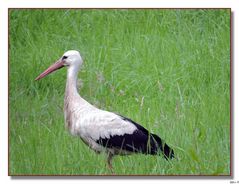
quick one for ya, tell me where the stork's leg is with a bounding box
[107,152,114,173]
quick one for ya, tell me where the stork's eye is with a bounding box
[62,56,68,60]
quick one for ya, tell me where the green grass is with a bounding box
[9,9,230,175]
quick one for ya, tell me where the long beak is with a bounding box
[35,59,64,81]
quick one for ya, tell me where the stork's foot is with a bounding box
[107,152,115,174]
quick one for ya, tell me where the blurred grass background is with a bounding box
[9,9,230,175]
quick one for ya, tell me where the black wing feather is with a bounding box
[96,114,174,159]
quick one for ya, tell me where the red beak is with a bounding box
[35,59,64,81]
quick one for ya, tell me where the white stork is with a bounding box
[35,50,174,172]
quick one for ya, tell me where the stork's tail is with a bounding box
[150,133,174,160]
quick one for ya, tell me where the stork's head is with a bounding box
[35,50,83,81]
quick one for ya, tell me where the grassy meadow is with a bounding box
[9,9,230,175]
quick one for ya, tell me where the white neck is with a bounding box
[65,65,80,97]
[64,63,95,130]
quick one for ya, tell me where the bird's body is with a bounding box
[35,50,174,171]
